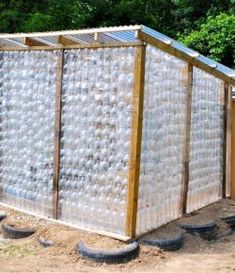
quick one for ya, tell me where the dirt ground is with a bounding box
[0,199,235,273]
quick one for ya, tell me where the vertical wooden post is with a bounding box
[223,83,231,197]
[52,50,64,219]
[182,64,193,214]
[126,45,146,238]
[230,86,235,200]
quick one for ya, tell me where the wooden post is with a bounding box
[52,50,64,219]
[223,83,231,197]
[126,45,146,238]
[182,64,193,214]
[230,86,235,200]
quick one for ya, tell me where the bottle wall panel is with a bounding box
[0,47,226,238]
[0,51,57,217]
[187,68,224,212]
[58,47,135,235]
[136,46,187,235]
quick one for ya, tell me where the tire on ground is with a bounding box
[0,212,6,222]
[76,241,139,263]
[38,236,54,247]
[2,223,35,239]
[143,233,184,251]
[220,215,235,228]
[178,222,217,240]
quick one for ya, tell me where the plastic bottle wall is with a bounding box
[0,51,57,217]
[58,47,135,235]
[187,68,224,213]
[136,45,187,235]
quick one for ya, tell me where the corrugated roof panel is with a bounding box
[109,31,134,42]
[66,35,90,45]
[101,33,123,43]
[33,37,60,46]
[0,38,27,48]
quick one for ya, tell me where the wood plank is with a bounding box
[58,36,80,46]
[0,41,143,51]
[52,50,64,219]
[231,88,235,200]
[126,45,146,238]
[223,83,232,197]
[182,64,193,214]
[137,31,235,86]
[223,83,228,197]
[24,37,48,47]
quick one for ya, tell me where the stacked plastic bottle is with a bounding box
[0,52,3,195]
[136,46,187,235]
[187,68,224,213]
[59,47,135,234]
[0,50,57,217]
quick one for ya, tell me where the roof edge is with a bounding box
[139,26,235,86]
[0,25,142,39]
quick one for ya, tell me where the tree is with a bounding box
[181,13,235,67]
[172,0,235,35]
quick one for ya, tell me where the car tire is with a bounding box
[38,236,54,247]
[220,215,235,228]
[2,223,35,239]
[178,222,217,240]
[143,233,184,251]
[0,212,6,222]
[76,241,139,263]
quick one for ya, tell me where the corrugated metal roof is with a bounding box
[0,25,234,84]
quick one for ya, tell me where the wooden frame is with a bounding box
[0,42,143,51]
[231,87,235,200]
[126,45,146,238]
[58,35,80,46]
[224,83,232,197]
[24,37,48,47]
[52,50,64,219]
[181,64,193,214]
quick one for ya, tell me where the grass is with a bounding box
[2,244,33,257]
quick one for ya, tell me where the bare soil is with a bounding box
[0,199,235,273]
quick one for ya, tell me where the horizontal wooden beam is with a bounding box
[138,31,235,86]
[0,41,143,51]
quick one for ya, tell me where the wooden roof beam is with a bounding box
[24,37,48,47]
[58,35,80,46]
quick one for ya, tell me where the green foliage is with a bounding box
[181,13,235,67]
[0,0,234,68]
[22,13,53,32]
